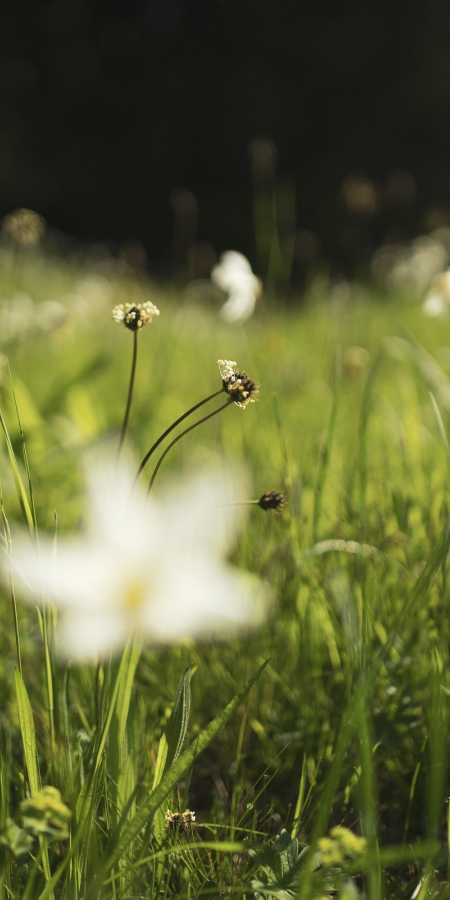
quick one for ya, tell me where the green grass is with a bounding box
[1,247,450,897]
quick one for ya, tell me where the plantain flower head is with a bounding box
[258,491,287,512]
[217,359,259,408]
[112,301,160,330]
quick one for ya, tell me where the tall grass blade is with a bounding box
[15,669,53,894]
[0,407,34,535]
[359,345,385,523]
[15,667,40,794]
[312,346,341,541]
[8,362,38,534]
[152,666,192,790]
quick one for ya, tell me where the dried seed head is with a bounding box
[112,301,160,331]
[258,490,288,512]
[164,809,196,833]
[217,359,259,408]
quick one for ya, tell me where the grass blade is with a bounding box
[15,667,40,794]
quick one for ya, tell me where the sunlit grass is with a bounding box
[1,249,450,897]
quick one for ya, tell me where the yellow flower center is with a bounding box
[123,580,147,612]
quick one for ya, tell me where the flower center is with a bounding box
[123,579,147,612]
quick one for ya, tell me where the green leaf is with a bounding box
[0,818,33,860]
[116,639,142,750]
[8,364,38,534]
[152,666,192,883]
[0,407,34,535]
[15,668,40,795]
[152,666,191,792]
[15,670,53,895]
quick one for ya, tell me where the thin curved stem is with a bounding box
[133,387,224,488]
[118,330,138,458]
[215,500,259,507]
[147,399,232,497]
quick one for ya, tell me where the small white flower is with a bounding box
[211,251,262,324]
[423,270,450,319]
[6,462,268,661]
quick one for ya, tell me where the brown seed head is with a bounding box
[258,490,288,512]
[217,359,259,408]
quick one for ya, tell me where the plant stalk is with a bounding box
[133,387,224,488]
[147,400,231,496]
[118,330,139,457]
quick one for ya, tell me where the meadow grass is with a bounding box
[1,249,450,898]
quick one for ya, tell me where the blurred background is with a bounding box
[2,0,450,294]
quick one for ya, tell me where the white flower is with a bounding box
[6,462,268,661]
[211,251,262,324]
[423,270,450,319]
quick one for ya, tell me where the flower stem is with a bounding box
[216,500,259,507]
[147,399,231,496]
[118,330,138,457]
[133,388,224,488]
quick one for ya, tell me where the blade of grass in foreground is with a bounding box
[312,345,341,542]
[15,669,53,895]
[78,660,269,900]
[0,406,34,535]
[297,692,356,900]
[377,522,450,665]
[8,364,38,534]
[359,345,385,526]
[15,668,40,795]
[151,667,192,886]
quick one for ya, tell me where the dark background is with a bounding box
[2,0,450,276]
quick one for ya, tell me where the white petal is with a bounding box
[423,294,447,318]
[212,251,255,293]
[10,538,114,610]
[86,458,162,556]
[141,560,269,642]
[220,291,257,323]
[57,611,129,660]
[160,468,249,556]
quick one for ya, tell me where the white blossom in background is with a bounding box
[5,462,269,661]
[422,269,450,319]
[372,235,449,297]
[0,293,67,343]
[211,251,262,324]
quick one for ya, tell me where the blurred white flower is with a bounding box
[0,294,67,344]
[6,462,268,661]
[211,251,262,324]
[423,269,450,319]
[372,235,449,296]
